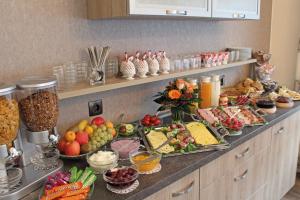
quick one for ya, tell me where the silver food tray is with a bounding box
[222,106,268,127]
[241,106,268,126]
[138,123,230,158]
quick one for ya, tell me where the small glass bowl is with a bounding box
[0,167,22,189]
[30,148,60,170]
[103,166,139,189]
[110,137,140,160]
[129,151,161,173]
[86,151,119,174]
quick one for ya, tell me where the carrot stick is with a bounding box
[40,190,68,200]
[62,187,90,197]
[58,193,87,200]
[45,182,82,195]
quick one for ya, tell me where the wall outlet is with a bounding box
[220,75,225,86]
[88,99,103,116]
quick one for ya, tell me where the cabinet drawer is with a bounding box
[146,169,200,200]
[168,170,200,200]
[223,139,255,175]
[200,130,271,189]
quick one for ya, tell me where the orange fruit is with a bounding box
[84,125,94,137]
[64,131,76,142]
[108,128,117,137]
[105,121,114,129]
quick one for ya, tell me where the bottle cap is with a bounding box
[201,76,211,83]
[212,75,220,81]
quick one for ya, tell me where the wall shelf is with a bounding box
[58,59,257,100]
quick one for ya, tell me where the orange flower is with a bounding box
[168,89,181,99]
[176,79,185,90]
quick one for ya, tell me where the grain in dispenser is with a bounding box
[17,77,60,170]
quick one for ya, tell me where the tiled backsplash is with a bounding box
[0,0,272,132]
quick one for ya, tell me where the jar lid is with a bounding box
[0,83,16,96]
[212,75,220,81]
[201,76,211,83]
[17,77,57,89]
[188,78,198,85]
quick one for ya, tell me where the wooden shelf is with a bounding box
[58,59,257,100]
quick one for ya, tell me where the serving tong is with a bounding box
[87,46,111,85]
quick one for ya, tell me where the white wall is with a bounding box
[270,0,300,89]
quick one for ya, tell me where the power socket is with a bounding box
[220,75,225,86]
[88,99,103,117]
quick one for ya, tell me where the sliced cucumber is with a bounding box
[83,174,97,188]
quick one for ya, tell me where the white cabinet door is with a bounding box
[212,0,260,19]
[129,0,211,17]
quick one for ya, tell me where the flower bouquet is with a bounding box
[154,79,199,122]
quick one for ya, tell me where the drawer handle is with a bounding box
[239,13,246,18]
[171,181,195,198]
[232,13,239,18]
[166,10,188,16]
[276,127,285,135]
[234,170,248,182]
[235,147,250,159]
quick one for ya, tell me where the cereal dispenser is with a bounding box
[0,78,63,200]
[0,83,22,196]
[17,77,61,170]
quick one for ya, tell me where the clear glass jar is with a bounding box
[17,77,58,133]
[211,75,221,107]
[0,84,19,149]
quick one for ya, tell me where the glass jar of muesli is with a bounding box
[17,77,58,134]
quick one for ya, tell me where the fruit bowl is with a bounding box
[221,118,245,136]
[103,166,139,189]
[58,117,116,159]
[140,114,162,128]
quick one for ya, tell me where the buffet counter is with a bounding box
[23,102,300,200]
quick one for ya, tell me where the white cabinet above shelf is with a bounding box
[87,0,260,20]
[58,59,257,100]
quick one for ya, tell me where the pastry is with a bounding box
[276,96,294,108]
[243,78,254,87]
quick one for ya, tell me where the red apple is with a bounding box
[75,131,89,145]
[57,139,67,153]
[91,116,105,126]
[64,141,80,156]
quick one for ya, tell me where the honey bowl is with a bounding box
[129,151,161,173]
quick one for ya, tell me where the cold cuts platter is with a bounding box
[195,106,267,137]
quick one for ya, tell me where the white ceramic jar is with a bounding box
[120,53,136,80]
[159,51,170,74]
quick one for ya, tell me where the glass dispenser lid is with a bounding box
[0,83,16,96]
[16,77,56,89]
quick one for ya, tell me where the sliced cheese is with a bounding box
[146,130,175,154]
[186,122,219,145]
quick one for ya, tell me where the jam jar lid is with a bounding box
[17,76,57,90]
[0,83,16,96]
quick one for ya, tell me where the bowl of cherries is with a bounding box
[221,117,244,136]
[140,114,161,127]
[103,166,139,189]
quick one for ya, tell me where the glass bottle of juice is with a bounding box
[200,76,212,108]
